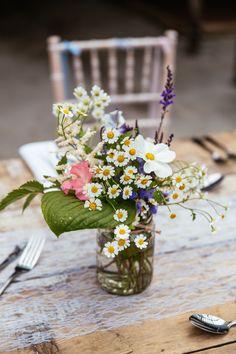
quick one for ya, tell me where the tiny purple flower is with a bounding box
[150,204,158,214]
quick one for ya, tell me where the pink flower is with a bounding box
[61,161,93,201]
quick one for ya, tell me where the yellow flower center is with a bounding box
[119,229,126,235]
[103,169,110,176]
[129,148,136,156]
[179,184,186,191]
[108,152,114,158]
[141,179,148,185]
[145,152,155,160]
[95,167,101,174]
[117,212,124,219]
[111,188,117,195]
[63,108,70,115]
[124,175,131,182]
[117,155,125,163]
[172,193,179,200]
[175,176,182,183]
[89,202,97,210]
[138,239,144,245]
[91,186,98,193]
[107,131,115,139]
[170,213,176,219]
[118,239,125,247]
[108,245,115,254]
[124,139,131,146]
[125,190,130,195]
[127,169,134,174]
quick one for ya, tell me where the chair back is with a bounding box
[47,31,177,128]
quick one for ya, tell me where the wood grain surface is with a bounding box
[0,131,236,353]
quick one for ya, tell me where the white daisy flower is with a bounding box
[108,185,121,199]
[114,209,128,222]
[98,166,115,180]
[124,166,137,177]
[122,136,133,147]
[84,183,103,198]
[120,174,133,185]
[52,103,62,117]
[102,129,119,144]
[74,86,88,99]
[60,105,74,118]
[123,142,138,160]
[134,234,148,249]
[114,224,131,238]
[113,151,129,167]
[84,198,102,211]
[169,212,177,220]
[138,200,149,217]
[103,241,119,258]
[123,186,133,199]
[91,85,103,98]
[136,174,152,188]
[115,237,130,251]
[92,108,105,120]
[132,135,176,178]
[106,148,116,163]
[100,92,111,107]
[173,174,184,186]
[178,183,187,192]
[169,190,183,203]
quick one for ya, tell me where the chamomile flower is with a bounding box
[107,148,116,163]
[122,136,133,147]
[114,224,131,238]
[134,234,148,249]
[113,151,129,167]
[92,108,104,120]
[102,129,119,144]
[178,183,187,192]
[60,105,74,118]
[91,85,103,98]
[173,174,184,186]
[107,185,120,199]
[84,198,102,211]
[169,212,177,220]
[103,241,119,258]
[99,166,115,180]
[169,190,183,203]
[84,183,103,198]
[120,174,133,185]
[123,186,133,199]
[74,86,88,99]
[124,166,137,176]
[114,209,128,222]
[123,142,138,160]
[116,237,130,251]
[136,175,152,188]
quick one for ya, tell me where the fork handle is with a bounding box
[192,137,213,153]
[0,269,23,296]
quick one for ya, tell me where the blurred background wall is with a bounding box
[0,0,236,158]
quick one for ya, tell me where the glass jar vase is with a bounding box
[96,218,155,295]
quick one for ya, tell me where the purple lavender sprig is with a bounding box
[160,66,175,111]
[155,66,175,144]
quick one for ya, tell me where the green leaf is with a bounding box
[41,191,136,237]
[56,155,67,175]
[19,180,44,193]
[0,180,44,211]
[22,193,38,213]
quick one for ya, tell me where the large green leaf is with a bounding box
[41,191,136,237]
[0,180,44,211]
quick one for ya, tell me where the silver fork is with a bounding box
[0,235,45,296]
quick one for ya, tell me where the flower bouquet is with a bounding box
[0,67,227,295]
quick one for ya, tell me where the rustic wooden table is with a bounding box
[0,131,236,354]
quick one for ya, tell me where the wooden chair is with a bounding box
[47,31,178,128]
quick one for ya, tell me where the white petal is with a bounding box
[156,150,176,163]
[153,161,173,178]
[143,161,154,174]
[134,135,147,154]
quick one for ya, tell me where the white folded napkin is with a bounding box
[19,141,59,183]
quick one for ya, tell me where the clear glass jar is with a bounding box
[96,218,155,295]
